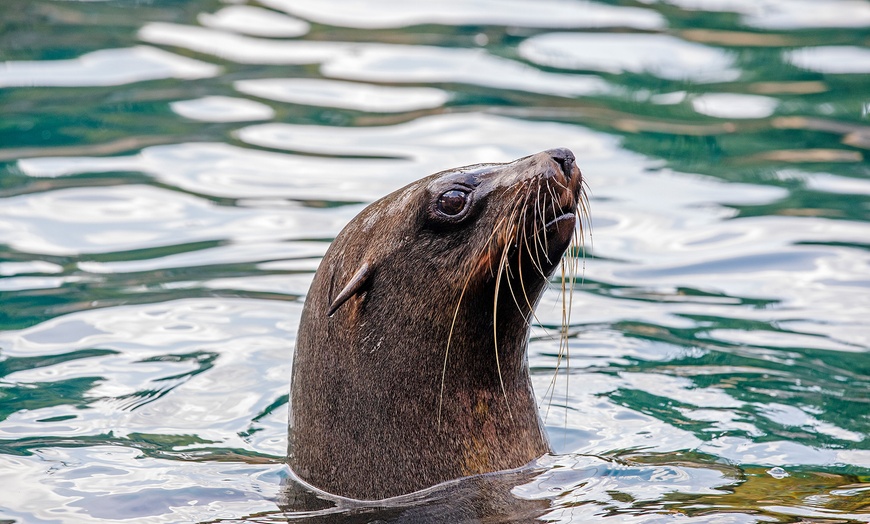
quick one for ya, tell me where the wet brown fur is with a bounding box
[289,149,585,500]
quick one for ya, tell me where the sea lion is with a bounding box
[288,148,584,500]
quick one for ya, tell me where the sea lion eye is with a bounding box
[436,189,469,216]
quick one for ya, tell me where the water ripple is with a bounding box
[260,0,666,29]
[17,142,413,201]
[1,0,868,521]
[0,46,220,88]
[654,0,870,29]
[198,5,310,37]
[234,78,450,113]
[236,113,620,166]
[170,95,275,123]
[139,23,609,97]
[785,45,870,74]
[519,33,740,83]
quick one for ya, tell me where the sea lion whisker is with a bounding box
[563,186,591,414]
[440,192,528,425]
[520,185,548,316]
[552,189,589,428]
[521,220,546,279]
[496,191,534,323]
[439,205,517,426]
[517,260,552,341]
[542,187,583,421]
[581,183,593,252]
[539,183,561,267]
[492,236,514,420]
[530,184,549,277]
[500,184,540,325]
[561,244,573,435]
[438,267,476,428]
[502,257,527,320]
[490,185,530,409]
[541,263,571,419]
[483,211,516,278]
[503,203,536,323]
[523,182,546,278]
[438,207,524,420]
[545,184,563,262]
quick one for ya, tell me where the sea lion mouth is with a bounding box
[510,148,581,274]
[542,211,577,266]
[544,211,576,231]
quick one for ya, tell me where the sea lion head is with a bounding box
[290,148,585,500]
[324,147,583,319]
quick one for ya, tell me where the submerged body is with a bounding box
[289,148,584,500]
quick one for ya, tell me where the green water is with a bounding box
[1,0,868,522]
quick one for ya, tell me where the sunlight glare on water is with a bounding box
[0,0,868,522]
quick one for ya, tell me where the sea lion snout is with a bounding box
[545,147,577,180]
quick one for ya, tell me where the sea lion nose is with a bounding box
[547,148,576,179]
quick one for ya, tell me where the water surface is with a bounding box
[1,0,868,522]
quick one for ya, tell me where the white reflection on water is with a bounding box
[260,0,666,29]
[518,33,739,82]
[0,298,295,452]
[791,170,870,196]
[0,275,90,292]
[649,0,870,29]
[169,95,275,122]
[18,142,414,201]
[318,44,608,97]
[0,448,283,524]
[522,455,740,523]
[77,242,327,274]
[702,328,865,354]
[0,46,220,88]
[691,93,778,119]
[757,403,863,442]
[198,5,310,37]
[587,213,870,349]
[0,184,338,255]
[0,260,63,276]
[236,112,619,167]
[235,78,449,112]
[139,22,353,64]
[139,23,608,97]
[785,45,870,74]
[619,372,745,408]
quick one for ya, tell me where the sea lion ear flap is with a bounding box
[327,262,371,317]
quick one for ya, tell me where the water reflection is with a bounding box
[236,113,619,166]
[17,142,414,200]
[0,46,220,88]
[170,95,275,122]
[140,22,610,97]
[139,22,354,64]
[1,0,868,522]
[785,45,870,74]
[234,78,450,113]
[691,93,779,119]
[198,5,310,37]
[653,0,870,29]
[519,33,739,82]
[260,0,666,29]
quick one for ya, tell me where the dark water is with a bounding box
[1,0,869,522]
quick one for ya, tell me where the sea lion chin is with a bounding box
[288,148,584,501]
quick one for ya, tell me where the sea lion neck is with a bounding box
[289,148,583,500]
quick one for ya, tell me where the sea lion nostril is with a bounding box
[546,147,575,179]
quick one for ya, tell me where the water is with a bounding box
[1,0,868,521]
